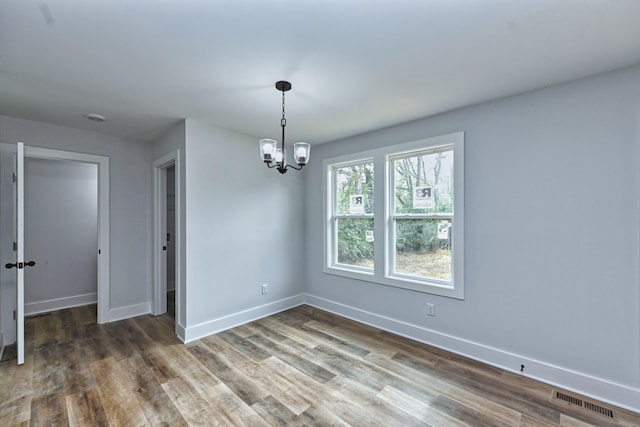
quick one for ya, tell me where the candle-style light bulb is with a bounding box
[260,139,277,161]
[275,148,284,163]
[293,142,310,165]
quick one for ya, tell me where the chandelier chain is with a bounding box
[281,90,286,127]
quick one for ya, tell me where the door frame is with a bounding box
[24,146,110,324]
[16,143,24,364]
[152,150,181,334]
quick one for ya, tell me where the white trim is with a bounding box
[176,322,186,343]
[23,146,110,324]
[182,294,305,343]
[152,150,182,339]
[323,154,377,277]
[153,162,168,315]
[16,142,24,365]
[25,293,96,316]
[303,294,640,413]
[108,302,151,322]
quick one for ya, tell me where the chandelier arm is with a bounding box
[284,164,304,171]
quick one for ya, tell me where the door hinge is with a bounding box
[12,173,17,183]
[13,241,17,251]
[13,310,16,320]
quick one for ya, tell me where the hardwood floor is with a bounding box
[1,304,639,426]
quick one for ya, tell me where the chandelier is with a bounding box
[259,81,310,174]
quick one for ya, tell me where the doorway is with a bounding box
[166,165,175,318]
[0,143,109,364]
[153,150,181,338]
[23,146,110,324]
[24,157,98,316]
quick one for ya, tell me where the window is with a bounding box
[324,132,464,298]
[330,160,375,271]
[390,148,453,283]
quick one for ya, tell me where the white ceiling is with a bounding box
[1,1,640,144]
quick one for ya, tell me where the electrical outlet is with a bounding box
[261,283,268,295]
[426,303,435,317]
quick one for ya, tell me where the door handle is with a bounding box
[4,261,36,269]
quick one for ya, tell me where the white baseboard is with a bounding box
[108,301,151,322]
[303,294,640,414]
[176,322,186,343]
[25,292,97,316]
[183,294,305,343]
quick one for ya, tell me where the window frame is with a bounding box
[326,157,376,276]
[324,132,464,299]
[387,146,454,286]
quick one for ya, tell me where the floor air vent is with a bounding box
[553,390,614,419]
[583,401,614,418]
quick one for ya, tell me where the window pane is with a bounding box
[335,162,374,215]
[394,218,451,281]
[393,150,453,214]
[337,218,374,268]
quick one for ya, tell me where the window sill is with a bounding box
[323,265,463,299]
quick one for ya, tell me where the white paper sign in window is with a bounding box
[413,186,434,209]
[365,230,374,242]
[350,194,364,214]
[438,220,450,239]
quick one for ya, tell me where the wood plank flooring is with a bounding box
[1,304,639,426]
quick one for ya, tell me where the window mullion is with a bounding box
[374,154,386,279]
[391,214,453,219]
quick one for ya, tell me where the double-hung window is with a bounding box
[324,132,464,299]
[329,159,375,272]
[389,147,454,283]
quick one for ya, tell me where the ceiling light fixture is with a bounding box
[84,113,106,123]
[259,81,310,174]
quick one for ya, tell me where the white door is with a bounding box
[2,142,26,365]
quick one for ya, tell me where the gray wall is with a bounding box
[304,65,640,394]
[24,158,98,311]
[0,115,153,313]
[183,120,305,328]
